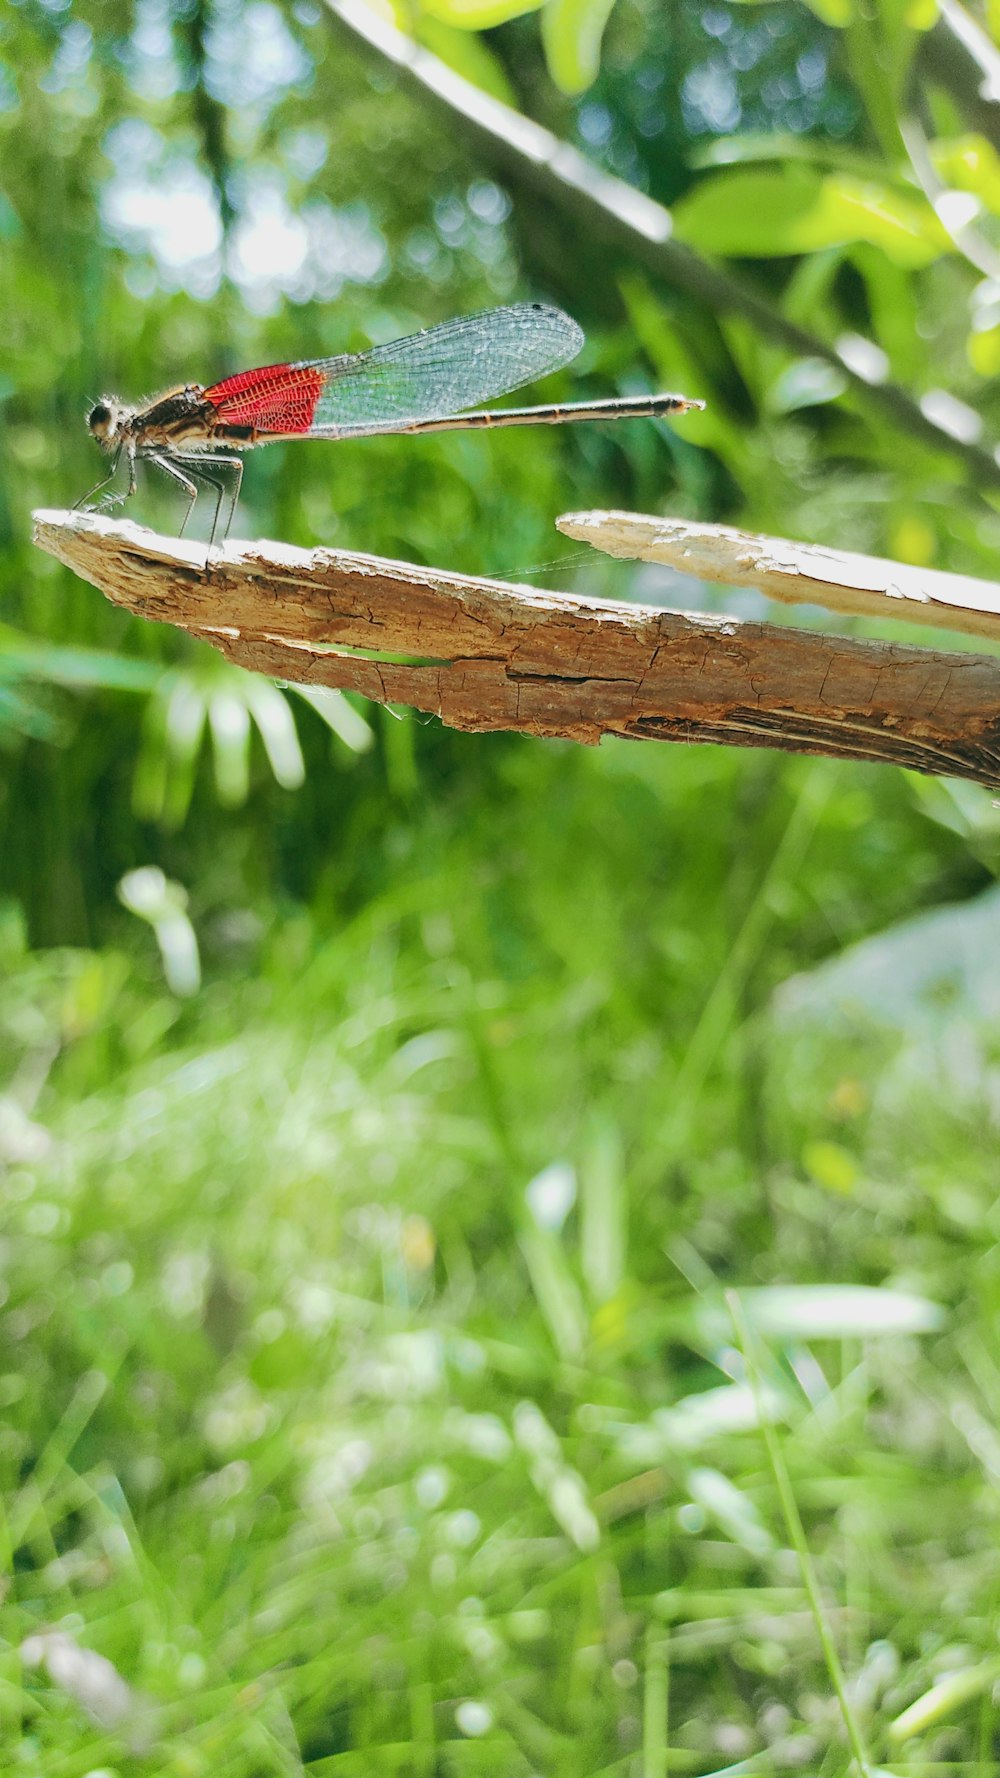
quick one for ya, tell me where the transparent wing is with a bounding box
[204,303,576,442]
[203,305,584,438]
[308,303,584,437]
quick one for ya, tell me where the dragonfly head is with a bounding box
[87,398,127,450]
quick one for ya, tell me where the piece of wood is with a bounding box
[557,510,1000,646]
[31,508,1000,788]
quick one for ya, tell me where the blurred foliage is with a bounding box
[6,0,1000,933]
[5,0,1000,1770]
[4,750,1000,1773]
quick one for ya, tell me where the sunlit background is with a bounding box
[6,1,1000,1772]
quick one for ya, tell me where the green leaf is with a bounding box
[729,0,853,15]
[734,1284,944,1339]
[412,15,518,101]
[579,1114,626,1305]
[415,0,543,29]
[143,674,207,830]
[673,165,948,267]
[0,682,62,743]
[525,1160,576,1231]
[800,0,854,22]
[519,1224,587,1360]
[0,624,159,693]
[244,678,305,790]
[687,1467,776,1556]
[932,133,1000,217]
[767,357,848,414]
[969,323,1000,376]
[627,1383,789,1458]
[208,687,252,808]
[851,242,923,377]
[541,0,617,95]
[118,867,201,997]
[801,1138,858,1194]
[889,1659,1000,1742]
[290,685,375,754]
[618,274,733,459]
[691,133,891,184]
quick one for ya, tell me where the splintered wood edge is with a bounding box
[557,510,1000,647]
[31,507,1000,788]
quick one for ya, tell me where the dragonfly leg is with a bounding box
[73,444,123,511]
[182,455,243,549]
[147,454,200,536]
[212,456,243,550]
[93,444,139,513]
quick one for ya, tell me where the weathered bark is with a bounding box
[32,508,1000,788]
[557,510,1000,646]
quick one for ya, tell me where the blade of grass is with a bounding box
[643,1624,669,1778]
[727,1289,874,1778]
[637,766,832,1180]
[7,1360,122,1550]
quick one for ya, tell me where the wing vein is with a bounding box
[204,304,584,437]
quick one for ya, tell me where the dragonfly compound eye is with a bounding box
[88,402,115,438]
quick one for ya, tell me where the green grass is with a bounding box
[9,0,1000,1767]
[3,740,1000,1776]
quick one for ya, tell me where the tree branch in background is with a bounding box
[32,509,1000,789]
[178,0,236,230]
[898,111,1000,285]
[321,0,1000,493]
[925,0,1000,156]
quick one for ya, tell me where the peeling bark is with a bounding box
[32,508,1000,788]
[557,510,1000,646]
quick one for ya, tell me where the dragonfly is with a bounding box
[78,302,704,545]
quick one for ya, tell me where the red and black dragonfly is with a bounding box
[79,302,704,544]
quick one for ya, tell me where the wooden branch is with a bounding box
[924,3,1000,161]
[557,510,1000,646]
[32,508,1000,788]
[322,0,1000,494]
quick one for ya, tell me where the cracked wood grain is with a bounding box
[557,510,1000,646]
[31,508,1000,789]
